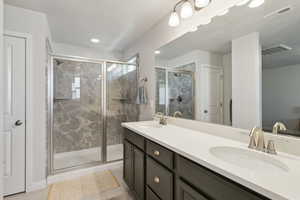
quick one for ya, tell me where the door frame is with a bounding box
[200,64,224,124]
[4,30,33,193]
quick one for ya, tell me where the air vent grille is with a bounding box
[262,44,292,56]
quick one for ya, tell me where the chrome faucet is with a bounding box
[249,126,277,155]
[248,127,266,152]
[272,122,287,134]
[154,112,167,125]
[173,111,183,118]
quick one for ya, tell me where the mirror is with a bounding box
[155,0,300,136]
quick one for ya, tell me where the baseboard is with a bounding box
[47,161,123,185]
[26,180,47,192]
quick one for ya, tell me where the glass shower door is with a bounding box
[106,62,138,162]
[52,58,103,171]
[168,70,194,119]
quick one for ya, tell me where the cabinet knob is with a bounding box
[153,150,160,156]
[154,176,160,183]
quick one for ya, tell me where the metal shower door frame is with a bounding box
[47,54,138,175]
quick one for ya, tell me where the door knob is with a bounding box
[15,120,23,126]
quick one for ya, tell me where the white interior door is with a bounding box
[3,35,26,196]
[201,66,224,124]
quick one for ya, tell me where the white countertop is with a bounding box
[122,121,300,200]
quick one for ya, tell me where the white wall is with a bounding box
[232,32,262,129]
[123,0,243,120]
[263,64,300,128]
[0,0,4,198]
[4,5,52,188]
[53,42,122,61]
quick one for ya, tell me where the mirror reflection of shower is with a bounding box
[155,63,195,119]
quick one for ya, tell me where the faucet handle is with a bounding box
[266,140,277,155]
[248,135,257,149]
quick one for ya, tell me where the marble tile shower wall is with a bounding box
[107,67,138,146]
[168,71,194,119]
[53,60,102,153]
[53,60,139,154]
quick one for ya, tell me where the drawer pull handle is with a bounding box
[153,150,160,156]
[154,176,160,183]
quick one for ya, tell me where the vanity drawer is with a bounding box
[146,140,174,169]
[176,155,269,200]
[147,157,173,200]
[146,187,160,200]
[124,128,145,150]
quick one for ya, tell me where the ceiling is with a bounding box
[157,0,300,69]
[5,0,177,54]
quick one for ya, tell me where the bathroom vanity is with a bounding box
[122,120,300,200]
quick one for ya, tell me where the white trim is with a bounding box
[26,180,47,193]
[4,30,33,193]
[47,161,123,185]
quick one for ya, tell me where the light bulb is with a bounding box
[180,1,193,19]
[235,0,251,6]
[195,0,210,8]
[248,0,265,8]
[168,11,180,27]
[217,9,229,16]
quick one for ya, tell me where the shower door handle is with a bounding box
[15,120,23,127]
[204,110,208,114]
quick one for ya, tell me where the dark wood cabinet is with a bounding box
[134,147,145,200]
[123,128,270,200]
[124,140,133,189]
[177,179,208,200]
[124,131,145,200]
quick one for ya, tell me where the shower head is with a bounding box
[174,73,182,77]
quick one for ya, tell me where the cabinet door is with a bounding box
[177,179,208,200]
[134,147,145,200]
[124,140,134,189]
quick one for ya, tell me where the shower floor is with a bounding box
[54,144,123,170]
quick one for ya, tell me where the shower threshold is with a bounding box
[54,144,123,170]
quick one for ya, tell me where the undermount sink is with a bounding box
[135,122,163,128]
[210,146,289,173]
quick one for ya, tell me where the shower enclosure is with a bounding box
[48,55,138,174]
[155,65,195,119]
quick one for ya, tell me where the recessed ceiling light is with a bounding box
[248,0,265,8]
[155,50,161,55]
[90,38,100,44]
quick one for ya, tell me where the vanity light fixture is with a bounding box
[169,11,180,27]
[168,0,212,27]
[180,1,194,19]
[195,0,211,9]
[90,38,100,44]
[155,50,161,55]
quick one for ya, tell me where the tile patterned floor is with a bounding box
[4,166,134,200]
